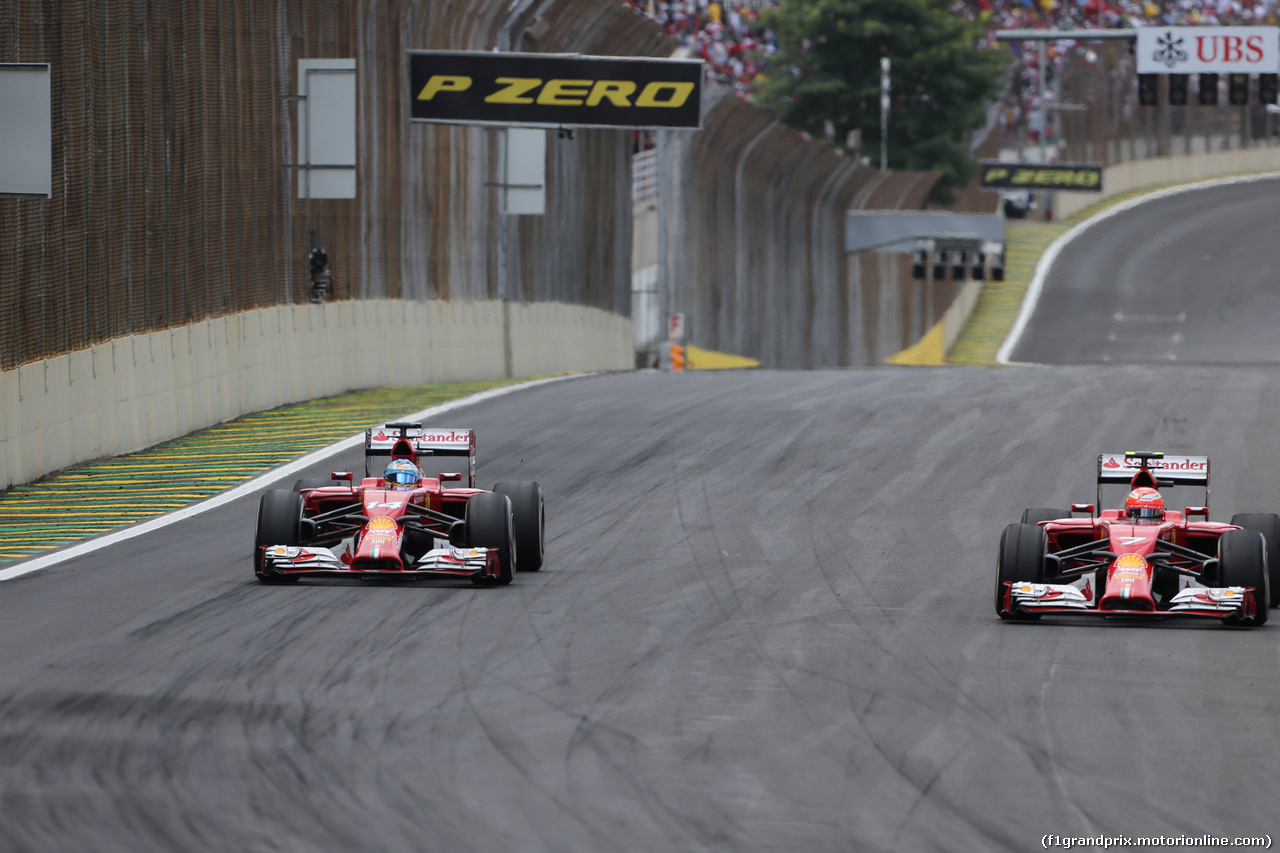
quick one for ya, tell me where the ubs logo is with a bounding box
[1153,31,1189,70]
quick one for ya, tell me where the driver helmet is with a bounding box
[384,459,422,490]
[1124,487,1165,520]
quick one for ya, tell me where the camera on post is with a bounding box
[308,246,330,303]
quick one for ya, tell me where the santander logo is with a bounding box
[1124,458,1205,471]
[421,430,471,443]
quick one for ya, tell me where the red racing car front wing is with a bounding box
[258,544,504,584]
[1000,581,1264,623]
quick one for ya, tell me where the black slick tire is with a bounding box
[465,492,515,585]
[996,522,1046,620]
[292,478,331,493]
[255,489,303,583]
[1219,529,1269,626]
[1229,513,1280,608]
[492,481,545,572]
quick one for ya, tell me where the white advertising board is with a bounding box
[297,59,356,199]
[1137,27,1280,74]
[503,128,545,215]
[0,64,51,198]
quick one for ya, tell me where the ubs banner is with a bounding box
[408,51,703,129]
[1136,26,1280,74]
[979,161,1103,192]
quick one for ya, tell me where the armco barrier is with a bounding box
[0,302,631,491]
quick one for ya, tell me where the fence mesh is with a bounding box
[1054,40,1269,165]
[0,0,666,371]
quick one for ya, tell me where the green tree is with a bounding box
[756,0,1006,204]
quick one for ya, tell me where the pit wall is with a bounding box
[0,301,630,490]
[1053,145,1280,221]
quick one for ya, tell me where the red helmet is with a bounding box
[1125,487,1165,520]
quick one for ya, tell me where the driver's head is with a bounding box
[1125,487,1165,520]
[383,459,422,491]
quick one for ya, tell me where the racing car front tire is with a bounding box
[292,478,331,493]
[254,489,303,583]
[1020,508,1070,526]
[465,492,516,585]
[1219,529,1269,626]
[1229,513,1280,608]
[492,481,544,572]
[996,523,1046,620]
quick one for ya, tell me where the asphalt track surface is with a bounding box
[1010,175,1280,365]
[5,186,1280,852]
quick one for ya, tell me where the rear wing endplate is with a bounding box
[364,423,476,487]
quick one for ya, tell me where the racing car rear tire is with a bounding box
[1219,529,1269,626]
[1229,513,1280,608]
[492,481,544,572]
[255,489,303,583]
[1020,508,1069,526]
[466,492,516,585]
[996,522,1046,620]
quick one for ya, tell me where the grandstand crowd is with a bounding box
[623,1,779,95]
[962,0,1280,31]
[623,0,1280,147]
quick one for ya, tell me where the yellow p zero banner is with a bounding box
[408,51,703,129]
[979,161,1103,192]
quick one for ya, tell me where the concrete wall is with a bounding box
[0,301,631,490]
[1054,145,1280,220]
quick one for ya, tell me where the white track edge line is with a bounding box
[0,373,593,582]
[995,170,1280,365]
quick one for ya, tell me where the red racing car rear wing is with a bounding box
[1096,451,1210,514]
[365,422,477,487]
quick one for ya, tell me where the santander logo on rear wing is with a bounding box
[1097,453,1209,485]
[364,423,478,487]
[365,425,475,455]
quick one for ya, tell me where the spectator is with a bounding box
[624,1,779,97]
[626,0,1280,110]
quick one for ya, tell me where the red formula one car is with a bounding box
[253,423,544,585]
[996,451,1278,626]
